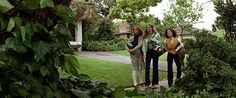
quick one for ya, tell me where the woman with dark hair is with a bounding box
[142,24,162,88]
[126,25,145,86]
[164,29,184,87]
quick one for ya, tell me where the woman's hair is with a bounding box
[132,25,143,36]
[143,24,157,38]
[164,29,178,38]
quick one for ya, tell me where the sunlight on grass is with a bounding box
[75,56,167,87]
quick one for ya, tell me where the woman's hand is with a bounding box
[128,49,135,54]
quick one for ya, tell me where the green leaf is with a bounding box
[13,17,22,28]
[32,41,50,62]
[64,55,80,76]
[32,23,48,33]
[0,16,7,30]
[25,62,40,72]
[0,0,14,13]
[24,0,40,10]
[40,66,50,77]
[47,18,53,27]
[20,26,26,41]
[17,87,30,97]
[7,18,15,32]
[40,0,54,8]
[0,50,7,61]
[56,5,76,23]
[23,23,34,47]
[112,86,125,98]
[71,89,91,98]
[5,37,27,53]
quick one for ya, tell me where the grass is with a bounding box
[76,56,167,87]
[109,50,189,63]
[110,50,168,61]
[110,50,130,56]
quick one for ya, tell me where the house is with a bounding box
[114,20,131,39]
[69,22,82,51]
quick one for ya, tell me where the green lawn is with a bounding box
[110,50,189,63]
[110,50,130,56]
[110,50,168,61]
[76,56,167,87]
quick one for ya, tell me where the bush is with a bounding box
[83,38,127,51]
[0,0,80,97]
[171,30,236,97]
[82,18,115,41]
[58,75,115,98]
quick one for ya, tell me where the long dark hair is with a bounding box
[164,29,177,38]
[132,25,143,37]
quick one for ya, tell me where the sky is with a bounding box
[148,0,219,30]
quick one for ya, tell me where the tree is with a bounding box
[71,0,115,41]
[71,0,116,21]
[212,0,236,42]
[0,0,81,97]
[0,0,116,97]
[162,0,203,33]
[90,0,116,17]
[108,0,162,26]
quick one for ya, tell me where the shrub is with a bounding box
[0,0,80,97]
[58,75,115,98]
[0,0,117,97]
[171,30,236,97]
[83,38,127,51]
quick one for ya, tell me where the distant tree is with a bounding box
[162,0,203,33]
[212,0,236,42]
[71,0,115,41]
[108,0,162,26]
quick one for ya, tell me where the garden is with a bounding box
[0,0,236,98]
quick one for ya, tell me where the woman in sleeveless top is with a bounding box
[164,29,184,87]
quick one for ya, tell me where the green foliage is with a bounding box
[171,30,236,97]
[83,38,127,51]
[40,0,54,8]
[109,0,162,25]
[0,0,80,97]
[83,18,115,41]
[162,0,203,32]
[137,14,161,30]
[58,76,115,98]
[0,0,14,13]
[212,0,236,42]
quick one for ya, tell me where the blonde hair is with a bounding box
[143,24,157,38]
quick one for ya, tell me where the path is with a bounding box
[76,51,177,72]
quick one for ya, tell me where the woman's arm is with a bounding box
[126,37,133,51]
[130,38,143,51]
[175,38,184,52]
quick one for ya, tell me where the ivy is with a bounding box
[0,0,80,97]
[0,0,14,13]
